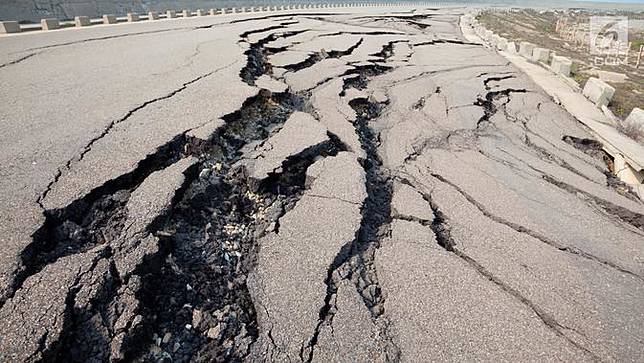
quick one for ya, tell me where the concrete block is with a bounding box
[583,77,615,108]
[196,9,205,16]
[182,10,191,18]
[41,18,60,30]
[103,14,117,24]
[148,11,158,20]
[75,16,90,27]
[518,41,535,58]
[127,13,139,22]
[166,10,176,18]
[625,108,644,129]
[490,34,501,47]
[209,9,217,16]
[551,55,572,77]
[531,47,550,63]
[497,37,508,51]
[0,21,21,33]
[506,41,518,53]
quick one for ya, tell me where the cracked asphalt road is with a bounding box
[1,6,643,362]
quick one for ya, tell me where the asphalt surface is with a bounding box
[1,6,643,362]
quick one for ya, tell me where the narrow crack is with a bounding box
[23,28,186,53]
[412,38,481,46]
[430,172,643,280]
[36,63,237,210]
[0,52,41,69]
[283,38,365,73]
[399,177,603,361]
[301,96,400,362]
[542,174,644,233]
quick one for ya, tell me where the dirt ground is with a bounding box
[477,9,644,123]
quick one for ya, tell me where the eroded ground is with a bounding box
[1,6,643,362]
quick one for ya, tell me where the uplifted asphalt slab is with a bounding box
[1,5,643,362]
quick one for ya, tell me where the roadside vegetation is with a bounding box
[477,9,644,124]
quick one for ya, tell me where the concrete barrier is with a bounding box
[75,16,90,27]
[625,108,644,130]
[41,18,60,30]
[490,34,501,47]
[148,11,158,20]
[103,14,117,24]
[167,10,176,18]
[518,42,535,58]
[497,37,508,51]
[196,9,205,16]
[0,21,21,33]
[182,10,191,18]
[127,13,139,22]
[209,9,217,15]
[583,77,615,108]
[551,55,572,77]
[531,47,550,63]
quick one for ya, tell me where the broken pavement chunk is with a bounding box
[0,249,109,362]
[113,156,197,277]
[312,280,386,362]
[239,111,328,185]
[247,151,366,361]
[391,181,433,221]
[255,75,289,93]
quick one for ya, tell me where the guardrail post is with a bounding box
[75,16,90,27]
[103,14,117,24]
[127,13,140,22]
[41,18,60,30]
